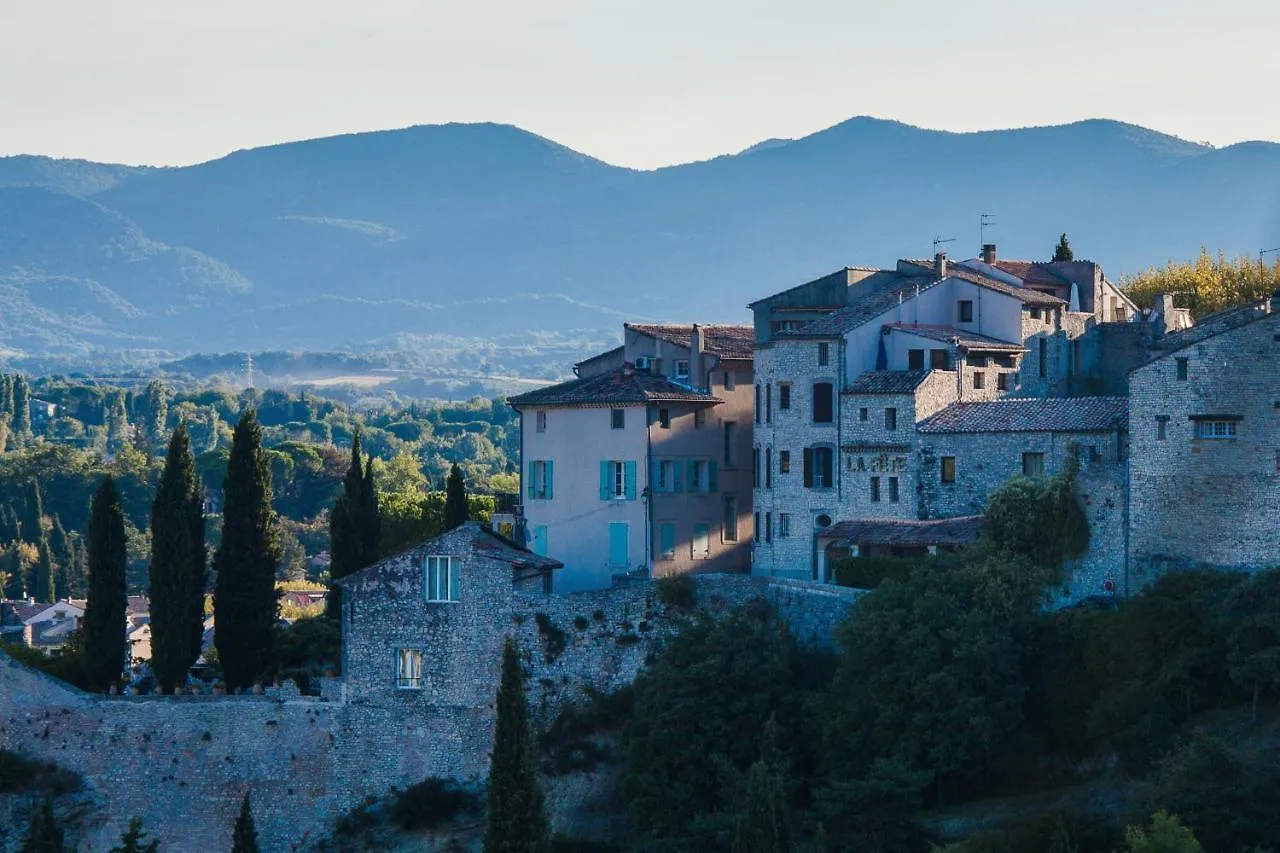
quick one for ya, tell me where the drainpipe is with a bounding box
[1122,424,1131,598]
[644,411,654,578]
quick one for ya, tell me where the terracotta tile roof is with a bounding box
[885,323,1027,352]
[993,260,1071,288]
[846,370,932,394]
[624,324,755,359]
[470,525,563,571]
[946,267,1066,306]
[574,346,623,370]
[822,516,983,547]
[508,368,720,407]
[918,397,1128,434]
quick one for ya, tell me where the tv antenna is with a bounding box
[979,213,997,250]
[1260,246,1280,275]
[932,236,956,252]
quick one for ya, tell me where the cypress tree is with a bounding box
[84,476,128,691]
[11,374,31,442]
[214,411,281,692]
[231,793,261,853]
[483,637,549,853]
[1053,233,1074,262]
[18,479,43,544]
[20,796,64,853]
[2,545,24,599]
[445,463,468,531]
[325,430,379,619]
[0,502,18,542]
[108,818,159,853]
[50,515,71,600]
[150,424,206,693]
[32,539,55,603]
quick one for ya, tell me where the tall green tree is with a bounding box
[1121,811,1203,853]
[20,796,64,853]
[231,793,261,853]
[18,479,43,544]
[483,637,549,853]
[11,374,32,443]
[733,725,792,853]
[32,538,55,603]
[444,463,468,531]
[105,390,131,454]
[1052,233,1074,262]
[49,515,72,600]
[326,430,380,619]
[108,818,159,853]
[2,545,24,599]
[214,411,281,691]
[150,424,207,693]
[84,475,128,691]
[140,380,169,450]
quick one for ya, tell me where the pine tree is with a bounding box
[326,430,380,619]
[84,476,128,691]
[445,463,468,531]
[733,719,793,853]
[50,516,72,600]
[108,818,159,853]
[483,637,549,853]
[32,539,55,603]
[231,793,261,853]
[20,796,64,853]
[141,380,169,450]
[214,411,281,692]
[150,424,207,693]
[1053,233,1074,262]
[11,374,31,443]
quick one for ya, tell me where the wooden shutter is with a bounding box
[624,461,637,500]
[599,461,612,501]
[803,448,814,488]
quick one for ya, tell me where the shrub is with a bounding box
[572,616,588,631]
[391,777,479,831]
[657,574,696,609]
[534,613,567,661]
[334,799,377,838]
[591,610,605,622]
[0,750,80,795]
[832,556,921,589]
[616,633,640,647]
[540,688,633,776]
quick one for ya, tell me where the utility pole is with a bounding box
[1259,247,1280,277]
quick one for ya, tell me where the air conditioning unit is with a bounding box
[634,356,650,370]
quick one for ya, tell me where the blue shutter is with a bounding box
[608,522,629,568]
[659,523,675,558]
[624,461,637,500]
[708,461,718,493]
[687,460,698,493]
[600,461,611,501]
[673,460,684,492]
[651,458,661,493]
[545,461,554,500]
[530,525,548,557]
[527,461,535,499]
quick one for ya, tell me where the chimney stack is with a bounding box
[689,324,705,389]
[981,243,997,265]
[935,251,948,279]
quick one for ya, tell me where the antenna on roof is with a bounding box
[932,236,956,251]
[979,213,996,252]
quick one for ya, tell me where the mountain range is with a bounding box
[2,116,1278,374]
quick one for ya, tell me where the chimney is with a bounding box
[934,251,948,279]
[981,243,997,265]
[1153,293,1176,335]
[689,324,705,388]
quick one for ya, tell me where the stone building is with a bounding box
[509,323,754,591]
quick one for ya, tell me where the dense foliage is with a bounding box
[1120,248,1280,317]
[326,430,380,618]
[232,794,261,853]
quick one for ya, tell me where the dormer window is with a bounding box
[674,360,690,381]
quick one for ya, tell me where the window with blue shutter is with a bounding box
[708,461,718,493]
[527,461,535,499]
[600,461,612,501]
[624,461,637,500]
[672,460,684,492]
[608,522,629,568]
[544,461,553,499]
[658,523,676,560]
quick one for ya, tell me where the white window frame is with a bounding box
[425,555,459,603]
[535,410,547,433]
[610,460,626,499]
[1195,420,1238,439]
[778,513,791,539]
[530,460,551,500]
[396,648,423,690]
[674,359,690,381]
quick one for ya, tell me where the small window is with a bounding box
[1176,358,1188,381]
[674,359,690,380]
[528,460,553,500]
[397,648,423,689]
[612,461,626,498]
[752,512,760,544]
[658,523,676,560]
[1156,416,1168,441]
[692,523,711,560]
[535,410,547,433]
[765,512,772,544]
[973,371,985,390]
[425,556,459,603]
[753,447,760,488]
[656,459,676,492]
[930,350,949,370]
[754,385,762,423]
[870,476,881,503]
[804,446,834,489]
[908,349,925,370]
[694,409,706,429]
[885,408,897,431]
[941,456,956,483]
[997,373,1010,391]
[778,383,791,410]
[765,448,772,489]
[725,497,739,542]
[1195,419,1238,439]
[812,382,834,424]
[778,450,791,474]
[778,513,790,539]
[658,408,670,429]
[611,409,625,429]
[888,476,899,503]
[689,459,711,493]
[1022,452,1045,477]
[1029,307,1042,320]
[817,342,830,366]
[724,371,736,391]
[765,385,772,423]
[958,300,974,323]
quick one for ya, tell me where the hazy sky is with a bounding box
[4,0,1278,169]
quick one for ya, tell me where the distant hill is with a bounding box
[2,117,1278,372]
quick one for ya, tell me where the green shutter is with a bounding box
[527,461,535,499]
[600,461,612,501]
[659,523,675,558]
[624,461,637,500]
[708,461,718,493]
[545,461,554,500]
[672,460,684,492]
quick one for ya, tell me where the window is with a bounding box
[778,513,791,539]
[1030,307,1042,320]
[941,456,956,483]
[1038,339,1047,379]
[692,523,711,559]
[930,349,949,370]
[688,459,716,493]
[889,476,899,503]
[724,422,737,466]
[779,450,791,474]
[968,354,988,368]
[611,408,625,429]
[527,460,554,500]
[958,300,974,323]
[654,459,678,492]
[1176,358,1188,381]
[1022,452,1045,477]
[658,523,676,560]
[765,385,772,423]
[908,349,924,370]
[813,382,834,423]
[397,648,423,689]
[674,359,690,381]
[765,512,772,544]
[600,461,636,500]
[779,383,791,410]
[724,371,736,390]
[658,408,671,429]
[997,373,1010,391]
[608,522,630,569]
[765,448,772,488]
[884,408,897,431]
[753,447,760,488]
[859,407,868,422]
[725,497,739,542]
[535,410,546,433]
[1156,416,1168,441]
[870,476,881,502]
[803,446,834,489]
[425,556,459,603]
[973,371,985,390]
[994,354,1015,368]
[1195,419,1238,439]
[754,386,762,423]
[694,409,706,429]
[817,342,830,366]
[753,512,761,543]
[1045,309,1053,326]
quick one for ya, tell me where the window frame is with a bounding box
[817,342,830,366]
[958,300,974,323]
[941,456,956,483]
[997,372,1009,392]
[884,407,898,431]
[658,408,671,429]
[888,476,900,503]
[1176,358,1189,381]
[535,410,547,433]
[870,476,881,503]
[1022,452,1046,477]
[396,647,424,690]
[725,496,739,542]
[812,381,835,424]
[778,450,791,474]
[778,513,790,539]
[674,359,690,381]
[908,349,924,370]
[778,383,791,411]
[611,408,626,429]
[425,555,460,603]
[1194,419,1238,440]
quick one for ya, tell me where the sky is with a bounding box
[3,0,1278,169]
